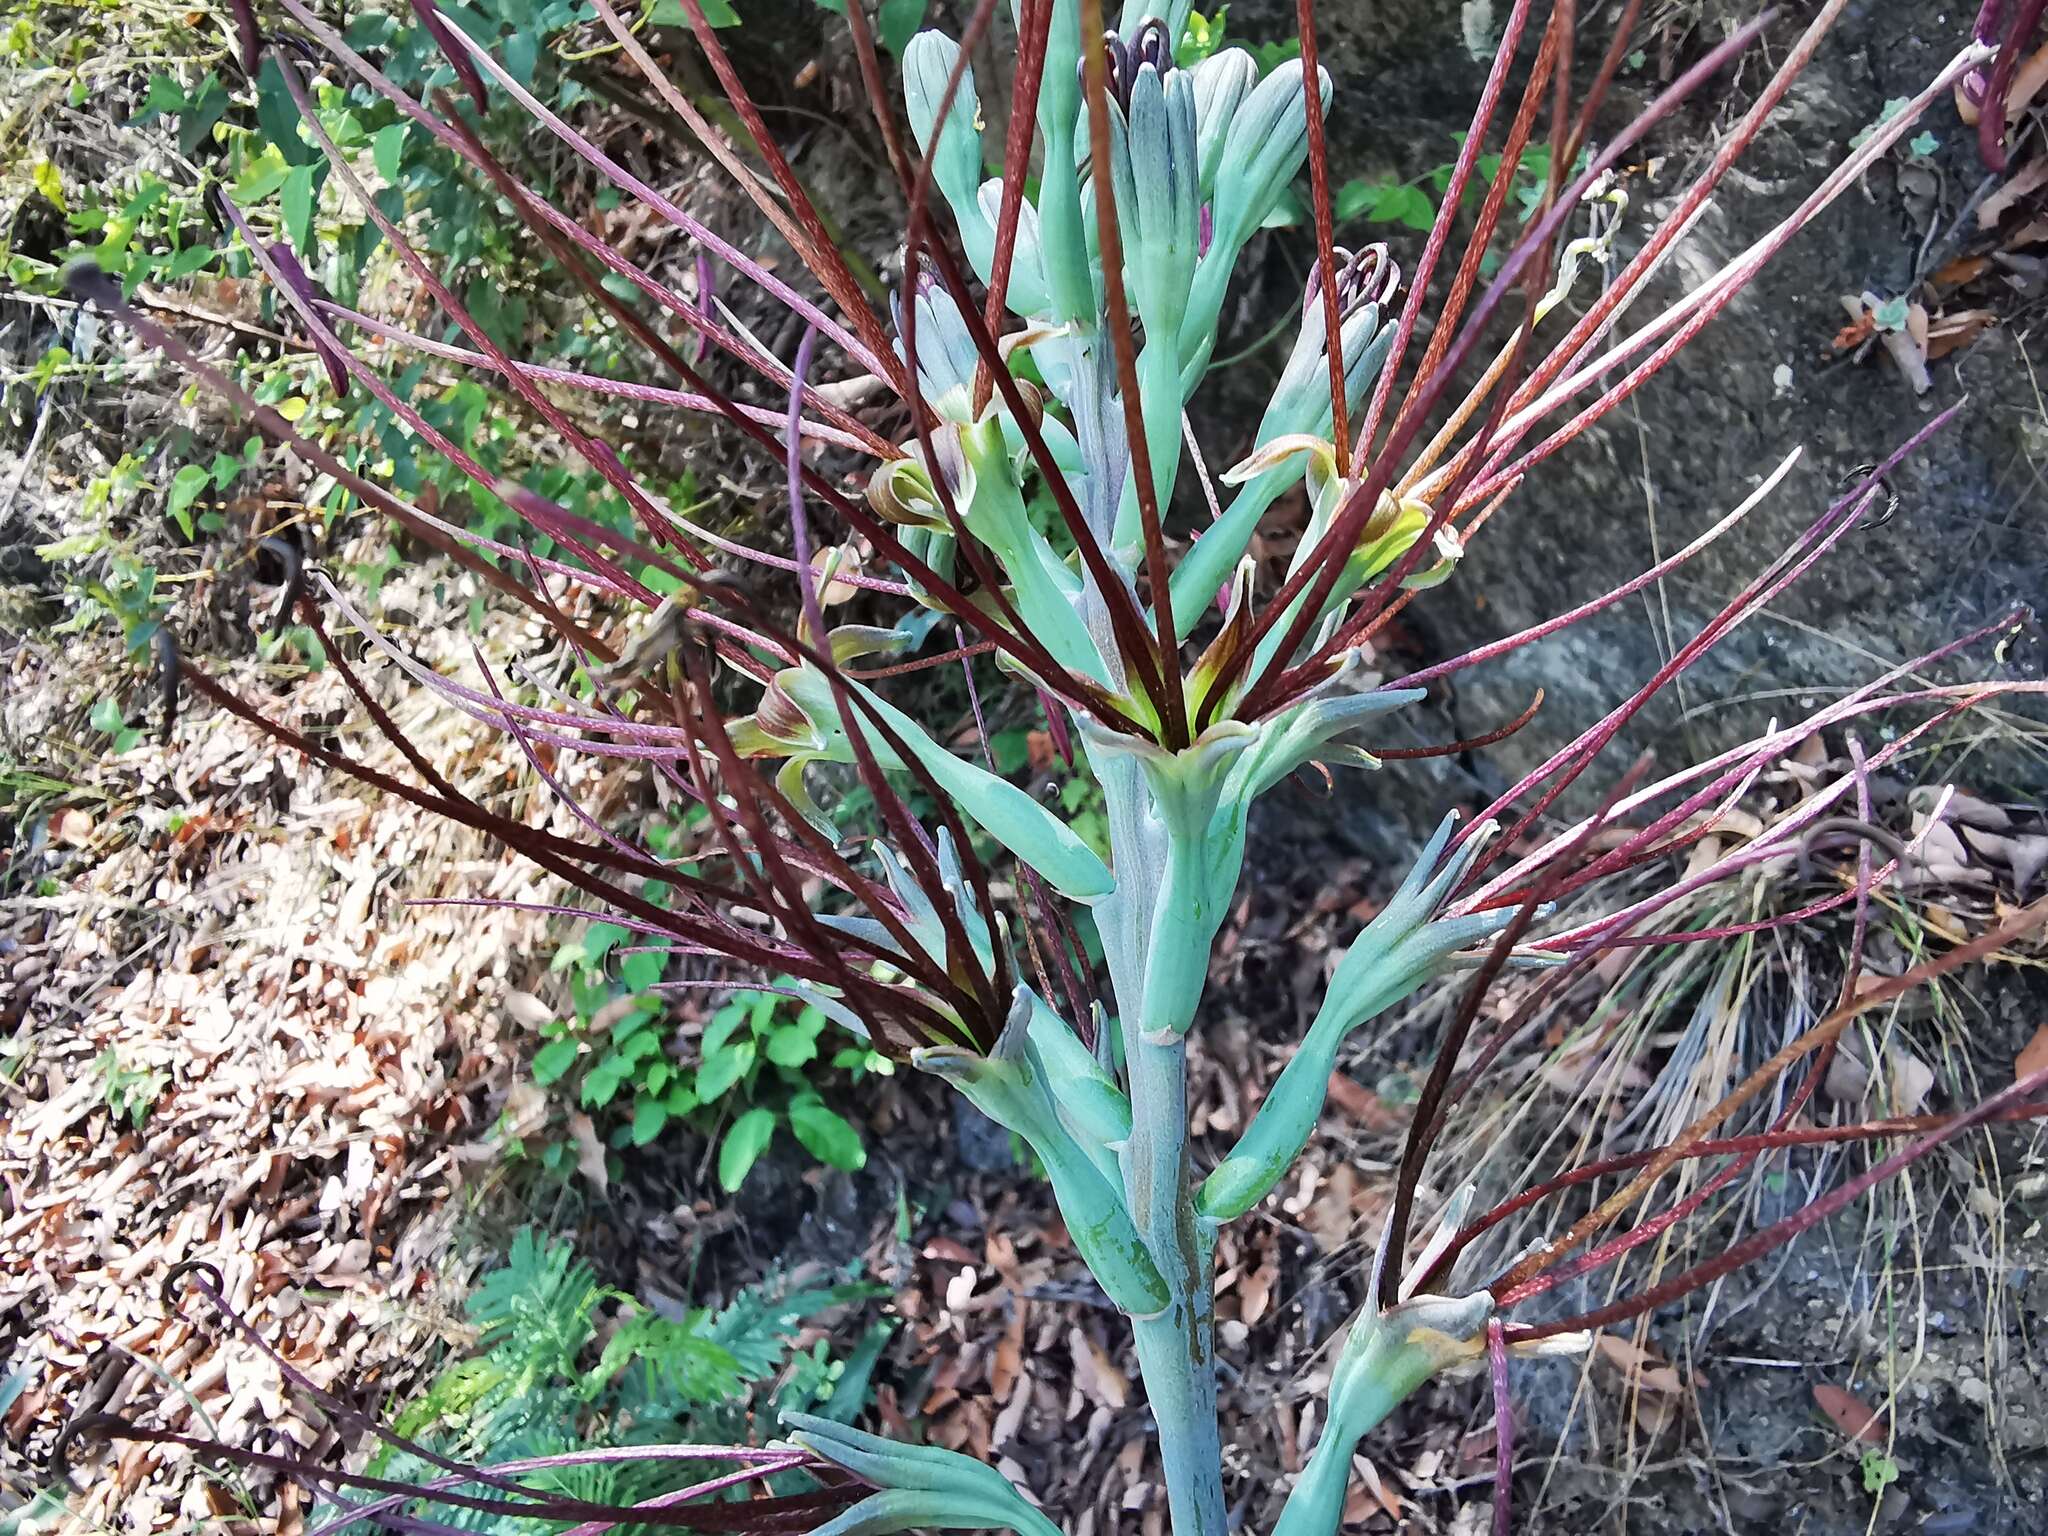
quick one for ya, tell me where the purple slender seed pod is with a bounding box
[1037,687,1074,767]
[409,0,490,110]
[226,0,263,73]
[693,251,715,361]
[267,241,351,397]
[1977,0,2048,170]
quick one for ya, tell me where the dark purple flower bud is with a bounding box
[408,0,489,112]
[1082,30,1141,113]
[1132,15,1174,76]
[1305,244,1401,320]
[1199,201,1214,257]
[267,241,351,398]
[1340,243,1401,314]
[226,0,263,74]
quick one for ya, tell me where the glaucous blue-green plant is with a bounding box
[60,1,2048,1533]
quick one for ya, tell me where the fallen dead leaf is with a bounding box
[1813,1381,1886,1443]
[1594,1334,1684,1397]
[2007,39,2048,119]
[1925,308,1996,360]
[567,1111,608,1196]
[1238,1254,1277,1329]
[991,1310,1024,1402]
[1595,1333,1687,1435]
[50,808,94,846]
[1069,1326,1128,1409]
[1929,253,1993,290]
[1342,1453,1404,1522]
[2016,1023,2048,1084]
[1886,1044,1936,1117]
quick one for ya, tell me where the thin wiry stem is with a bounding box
[1351,0,1542,468]
[1393,449,1799,693]
[277,46,762,577]
[319,301,874,449]
[1488,1321,1513,1536]
[1377,751,1649,1309]
[1488,895,2048,1300]
[276,0,893,455]
[785,325,1011,1035]
[839,0,913,187]
[1445,0,1873,503]
[1262,0,1588,704]
[299,10,1122,701]
[70,270,617,655]
[305,1450,808,1536]
[1455,616,2029,912]
[1978,0,2048,167]
[1296,0,1350,477]
[63,1417,843,1533]
[1416,1098,2048,1296]
[1505,1051,2048,1342]
[670,0,911,398]
[1448,407,1960,894]
[1222,15,1776,719]
[1371,689,1544,760]
[587,0,880,369]
[1524,703,1989,955]
[975,0,1054,418]
[1563,0,1647,166]
[878,0,1173,732]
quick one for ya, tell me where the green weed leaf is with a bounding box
[165,463,210,536]
[630,1097,669,1146]
[788,1094,865,1171]
[531,1037,578,1083]
[718,1106,777,1190]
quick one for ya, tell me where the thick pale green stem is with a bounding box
[1090,739,1228,1536]
[1122,1034,1226,1536]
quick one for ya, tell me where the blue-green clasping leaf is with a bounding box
[1167,309,1398,637]
[896,280,984,415]
[850,683,1114,902]
[903,32,995,283]
[1263,299,1392,447]
[1270,1288,1499,1536]
[916,996,1167,1313]
[785,1412,1064,1536]
[1198,815,1556,1222]
[974,179,1050,317]
[951,417,1101,680]
[737,664,1113,902]
[1022,992,1133,1151]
